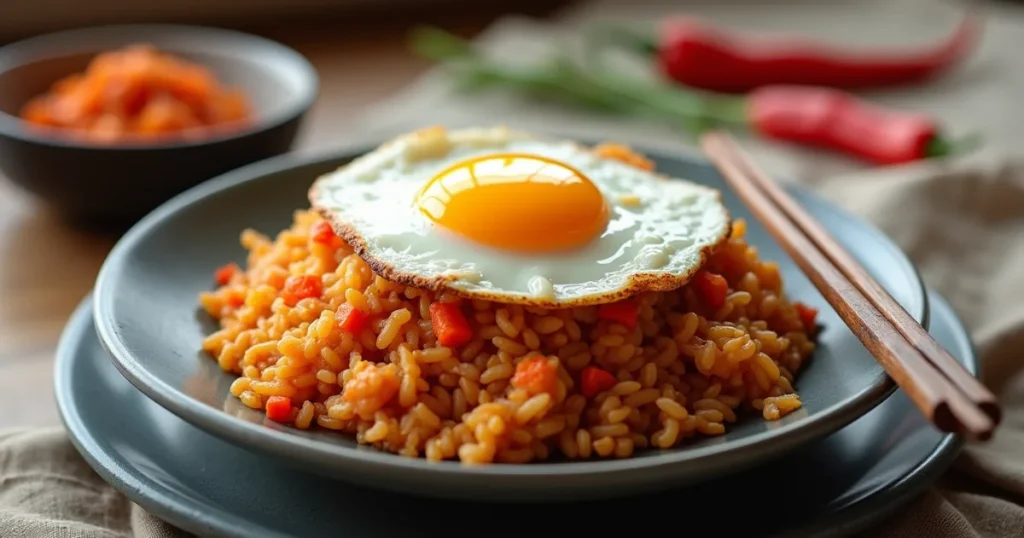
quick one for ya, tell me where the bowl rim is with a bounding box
[92,137,929,480]
[0,23,319,151]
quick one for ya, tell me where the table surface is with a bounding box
[0,4,569,430]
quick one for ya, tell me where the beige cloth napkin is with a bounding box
[3,1,1024,536]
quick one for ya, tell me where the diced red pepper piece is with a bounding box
[337,303,369,333]
[265,395,292,422]
[309,220,345,249]
[310,220,335,244]
[580,366,618,399]
[596,300,639,329]
[214,262,240,286]
[266,272,287,290]
[281,275,323,306]
[693,271,729,309]
[794,302,819,330]
[224,290,245,308]
[511,355,559,396]
[428,302,473,347]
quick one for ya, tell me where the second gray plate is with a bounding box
[60,290,969,537]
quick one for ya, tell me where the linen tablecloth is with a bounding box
[3,1,1023,536]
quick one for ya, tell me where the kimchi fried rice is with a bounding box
[199,150,818,465]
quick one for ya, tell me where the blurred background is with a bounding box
[2,2,1023,535]
[0,0,560,39]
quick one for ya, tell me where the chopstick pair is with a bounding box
[699,132,1001,441]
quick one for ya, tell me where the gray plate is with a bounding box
[59,290,970,538]
[92,144,928,501]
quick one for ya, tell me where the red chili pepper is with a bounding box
[598,14,979,93]
[748,85,941,165]
[411,26,978,165]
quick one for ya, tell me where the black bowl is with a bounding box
[0,24,318,229]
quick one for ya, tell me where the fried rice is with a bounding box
[199,205,817,464]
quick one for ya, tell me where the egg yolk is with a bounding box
[415,153,609,253]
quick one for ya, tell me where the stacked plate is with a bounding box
[56,136,976,537]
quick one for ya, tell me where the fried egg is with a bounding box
[309,126,730,307]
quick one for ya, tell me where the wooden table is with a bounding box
[0,3,569,430]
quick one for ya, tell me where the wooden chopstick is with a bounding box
[709,133,1002,427]
[699,131,998,441]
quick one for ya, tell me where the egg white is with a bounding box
[309,126,731,307]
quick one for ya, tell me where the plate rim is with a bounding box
[55,295,292,538]
[91,140,928,480]
[58,289,968,538]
